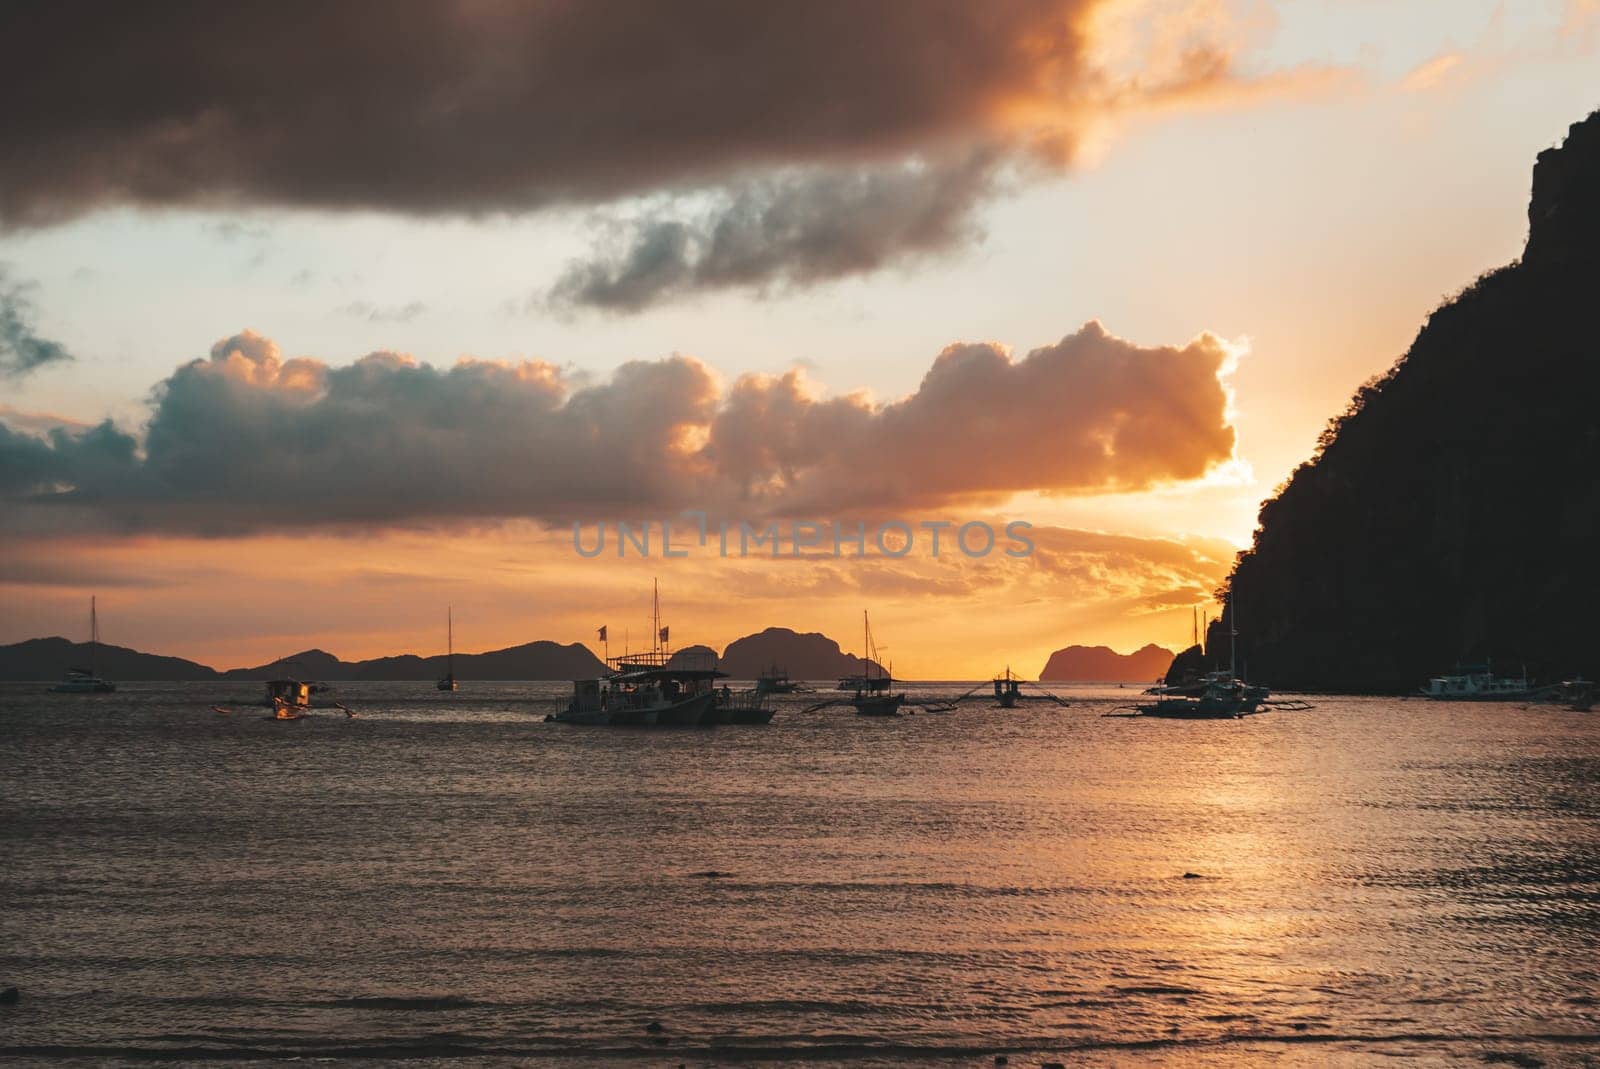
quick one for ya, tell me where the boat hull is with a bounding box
[51,679,116,693]
[853,693,905,717]
[654,691,718,727]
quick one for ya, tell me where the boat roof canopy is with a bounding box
[609,665,728,682]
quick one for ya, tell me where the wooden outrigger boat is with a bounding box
[993,667,1022,708]
[552,580,769,727]
[1131,601,1272,719]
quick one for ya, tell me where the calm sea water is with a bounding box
[1,681,1597,1067]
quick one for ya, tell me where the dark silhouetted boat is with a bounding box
[437,607,458,692]
[52,596,116,693]
[1136,606,1267,719]
[553,580,732,726]
[756,664,800,694]
[850,611,904,717]
[993,666,1022,708]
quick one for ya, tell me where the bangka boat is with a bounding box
[264,678,314,710]
[1419,663,1535,701]
[1138,676,1265,719]
[993,667,1022,708]
[437,607,459,692]
[756,665,800,694]
[1135,607,1268,719]
[716,683,775,724]
[271,700,307,721]
[552,580,730,727]
[51,596,116,693]
[850,611,905,717]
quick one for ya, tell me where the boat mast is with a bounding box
[1228,595,1238,680]
[90,595,98,678]
[447,606,454,676]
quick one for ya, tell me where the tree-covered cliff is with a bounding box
[1219,110,1600,692]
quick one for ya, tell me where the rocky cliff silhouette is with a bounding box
[1220,110,1600,692]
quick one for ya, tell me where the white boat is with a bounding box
[52,596,116,693]
[1419,664,1534,701]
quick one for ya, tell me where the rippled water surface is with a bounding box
[2,682,1597,1067]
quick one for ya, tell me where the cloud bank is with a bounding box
[0,322,1237,534]
[0,1,1330,303]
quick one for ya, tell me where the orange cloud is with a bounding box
[0,322,1238,534]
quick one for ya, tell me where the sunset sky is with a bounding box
[3,0,1597,677]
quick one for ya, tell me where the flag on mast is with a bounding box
[597,625,607,642]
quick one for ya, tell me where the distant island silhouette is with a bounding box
[2,628,1189,684]
[1212,108,1600,691]
[1037,644,1175,683]
[0,626,891,682]
[0,636,605,682]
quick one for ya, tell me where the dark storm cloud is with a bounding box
[0,1,1102,226]
[0,322,1237,534]
[547,153,1002,312]
[0,269,73,380]
[0,2,1305,300]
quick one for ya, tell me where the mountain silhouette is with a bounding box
[1217,109,1600,691]
[718,627,883,680]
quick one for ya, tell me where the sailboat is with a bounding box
[52,596,116,693]
[436,607,458,692]
[850,610,905,717]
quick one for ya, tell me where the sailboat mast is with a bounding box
[652,578,661,656]
[1228,597,1238,679]
[447,606,454,672]
[90,596,97,677]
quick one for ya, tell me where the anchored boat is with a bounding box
[1136,605,1268,719]
[850,611,905,717]
[756,665,801,694]
[993,666,1022,708]
[1418,663,1534,701]
[553,580,762,726]
[52,596,116,693]
[437,607,459,692]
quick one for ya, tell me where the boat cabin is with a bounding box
[265,678,313,708]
